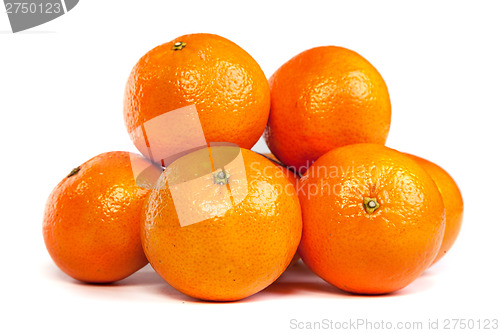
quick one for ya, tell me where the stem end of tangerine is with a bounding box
[67,166,81,178]
[172,41,187,51]
[213,169,230,185]
[363,197,380,214]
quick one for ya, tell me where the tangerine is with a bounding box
[43,151,161,283]
[141,147,301,301]
[406,153,464,264]
[265,46,391,172]
[298,144,445,294]
[124,33,270,158]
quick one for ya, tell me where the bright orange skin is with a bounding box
[265,46,391,173]
[406,154,464,264]
[124,33,270,150]
[263,152,301,266]
[43,152,157,283]
[141,149,302,301]
[298,144,445,294]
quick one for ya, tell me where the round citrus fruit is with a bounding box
[265,46,391,173]
[43,151,162,283]
[124,33,270,156]
[405,153,464,264]
[141,147,302,301]
[298,144,445,294]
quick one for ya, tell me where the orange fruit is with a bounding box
[297,144,445,294]
[265,46,391,173]
[405,153,464,264]
[43,151,162,283]
[124,33,270,159]
[141,147,302,301]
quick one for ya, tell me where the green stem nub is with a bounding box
[172,41,186,51]
[213,169,230,185]
[67,166,81,178]
[363,197,380,214]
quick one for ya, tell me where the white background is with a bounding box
[1,1,499,332]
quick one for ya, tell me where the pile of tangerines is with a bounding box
[43,33,463,301]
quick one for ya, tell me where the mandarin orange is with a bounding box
[124,33,270,157]
[265,46,391,173]
[141,147,301,301]
[406,153,464,264]
[298,144,445,294]
[43,151,161,283]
